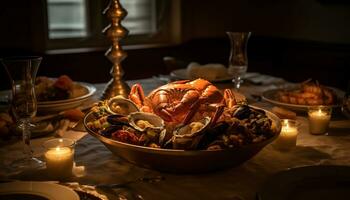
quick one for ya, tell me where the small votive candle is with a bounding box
[308,106,332,135]
[43,138,75,179]
[274,119,298,150]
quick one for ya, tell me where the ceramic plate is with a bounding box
[170,68,234,82]
[262,85,344,111]
[258,165,350,200]
[0,81,96,113]
[0,181,79,200]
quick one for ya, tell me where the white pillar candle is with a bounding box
[43,138,75,179]
[308,106,332,135]
[45,147,74,178]
[274,119,298,150]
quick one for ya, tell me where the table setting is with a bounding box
[1,66,350,199]
[1,3,350,199]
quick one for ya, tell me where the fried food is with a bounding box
[278,80,337,106]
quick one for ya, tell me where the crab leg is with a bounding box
[153,90,173,122]
[210,104,225,126]
[129,84,146,107]
[223,89,237,108]
[182,100,201,125]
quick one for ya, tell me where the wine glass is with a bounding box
[1,56,44,172]
[227,32,251,90]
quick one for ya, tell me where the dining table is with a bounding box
[1,72,350,200]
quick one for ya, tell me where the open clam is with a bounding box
[106,96,139,115]
[171,117,211,150]
[128,112,165,132]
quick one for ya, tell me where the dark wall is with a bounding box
[181,0,350,44]
[1,0,349,90]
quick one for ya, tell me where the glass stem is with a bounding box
[233,77,242,91]
[22,118,33,160]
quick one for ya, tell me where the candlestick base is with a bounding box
[101,78,130,99]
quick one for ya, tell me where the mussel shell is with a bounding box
[107,96,140,115]
[159,129,172,146]
[197,122,228,149]
[100,125,121,137]
[107,114,129,126]
[128,112,165,132]
[232,105,252,120]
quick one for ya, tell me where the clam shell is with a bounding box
[173,117,211,138]
[172,117,211,150]
[106,96,139,115]
[128,112,165,132]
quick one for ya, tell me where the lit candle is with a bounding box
[308,106,332,135]
[273,119,298,150]
[43,138,75,179]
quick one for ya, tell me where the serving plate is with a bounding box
[84,107,281,173]
[262,86,344,111]
[0,181,79,200]
[258,165,350,200]
[170,68,234,82]
[0,81,96,113]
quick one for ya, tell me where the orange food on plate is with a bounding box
[35,75,87,101]
[53,75,74,91]
[277,80,337,106]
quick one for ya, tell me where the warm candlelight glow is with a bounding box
[43,138,75,179]
[308,106,332,135]
[274,119,298,150]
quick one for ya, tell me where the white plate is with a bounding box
[262,85,344,111]
[0,82,96,113]
[258,165,350,200]
[0,181,79,200]
[170,68,234,82]
[37,81,96,105]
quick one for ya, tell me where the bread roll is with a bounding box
[187,62,228,80]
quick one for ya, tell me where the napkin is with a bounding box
[244,73,285,85]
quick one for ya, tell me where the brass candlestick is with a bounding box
[101,0,130,99]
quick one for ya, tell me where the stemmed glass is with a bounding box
[1,56,44,172]
[227,32,251,90]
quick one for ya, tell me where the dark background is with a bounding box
[0,0,349,90]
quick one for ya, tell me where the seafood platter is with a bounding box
[262,79,344,111]
[84,79,281,172]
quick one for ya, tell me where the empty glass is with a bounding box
[1,56,44,172]
[227,32,251,90]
